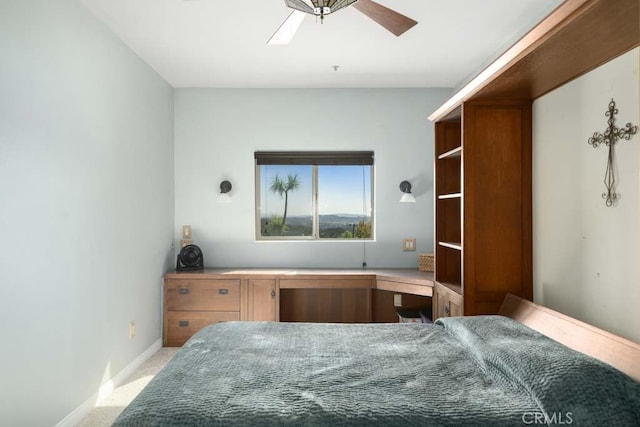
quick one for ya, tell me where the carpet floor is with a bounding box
[76,347,179,427]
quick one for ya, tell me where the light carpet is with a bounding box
[76,347,179,427]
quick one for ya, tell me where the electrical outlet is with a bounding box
[403,238,416,251]
[129,321,135,339]
[393,294,402,307]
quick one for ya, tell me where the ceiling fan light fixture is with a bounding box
[284,0,358,17]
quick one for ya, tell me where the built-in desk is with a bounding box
[163,268,434,346]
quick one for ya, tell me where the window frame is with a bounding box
[254,151,375,241]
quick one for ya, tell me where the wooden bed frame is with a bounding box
[499,294,640,382]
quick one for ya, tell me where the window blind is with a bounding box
[255,151,374,166]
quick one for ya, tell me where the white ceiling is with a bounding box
[80,0,564,89]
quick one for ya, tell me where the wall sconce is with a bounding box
[399,180,416,203]
[217,180,232,202]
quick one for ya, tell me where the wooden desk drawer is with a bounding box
[280,278,372,289]
[165,311,239,346]
[166,279,240,311]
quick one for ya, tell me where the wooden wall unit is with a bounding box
[430,0,639,319]
[163,269,433,346]
[434,101,532,318]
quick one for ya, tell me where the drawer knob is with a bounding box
[179,289,189,295]
[219,289,229,295]
[179,320,189,327]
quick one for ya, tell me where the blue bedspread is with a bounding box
[114,316,640,426]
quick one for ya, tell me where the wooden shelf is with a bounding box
[438,241,462,251]
[438,146,462,160]
[438,193,462,200]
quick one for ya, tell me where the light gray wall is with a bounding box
[533,47,639,342]
[0,1,174,425]
[174,88,451,268]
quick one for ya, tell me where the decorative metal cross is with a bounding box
[588,99,637,207]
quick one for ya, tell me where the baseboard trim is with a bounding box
[55,339,163,427]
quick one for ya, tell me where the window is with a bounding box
[255,151,374,240]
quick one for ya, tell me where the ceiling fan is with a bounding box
[268,0,418,45]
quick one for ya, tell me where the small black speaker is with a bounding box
[176,244,204,271]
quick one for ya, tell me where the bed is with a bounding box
[113,295,640,426]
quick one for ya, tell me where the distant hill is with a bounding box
[283,215,371,227]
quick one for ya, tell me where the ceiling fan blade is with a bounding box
[267,10,306,45]
[352,0,417,36]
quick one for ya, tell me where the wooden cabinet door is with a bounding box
[462,100,532,314]
[249,279,278,321]
[433,284,448,321]
[449,295,463,317]
[433,282,463,320]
